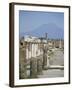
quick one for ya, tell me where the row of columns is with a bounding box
[20,53,44,78]
[19,43,49,79]
[26,43,43,59]
[30,57,43,78]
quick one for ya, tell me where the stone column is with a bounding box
[37,58,43,75]
[59,40,62,49]
[30,58,37,78]
[42,47,48,69]
[47,56,50,67]
[53,41,55,48]
[19,47,27,79]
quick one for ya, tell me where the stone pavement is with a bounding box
[37,48,64,78]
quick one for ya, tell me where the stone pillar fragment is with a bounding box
[59,40,62,49]
[19,48,27,79]
[30,58,37,78]
[42,47,48,69]
[37,58,42,75]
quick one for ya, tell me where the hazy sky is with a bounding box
[19,10,64,38]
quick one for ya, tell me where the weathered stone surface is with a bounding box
[30,58,37,78]
[37,58,42,75]
[43,53,47,69]
[19,63,27,79]
[19,48,27,79]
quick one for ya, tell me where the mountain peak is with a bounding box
[20,23,64,39]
